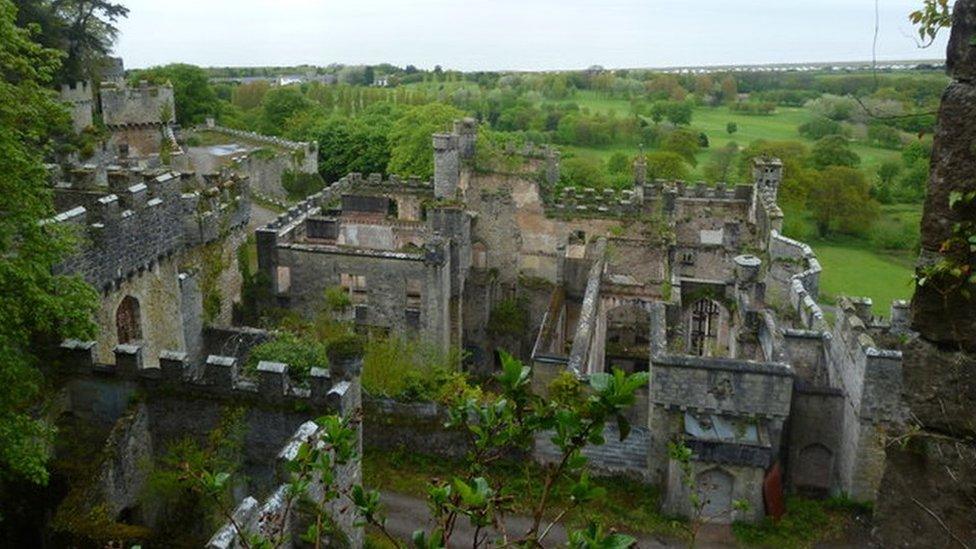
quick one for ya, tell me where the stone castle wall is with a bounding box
[100,81,176,127]
[60,81,94,133]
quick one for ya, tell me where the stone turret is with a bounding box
[454,117,477,159]
[433,132,459,199]
[752,157,783,203]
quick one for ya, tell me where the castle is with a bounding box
[41,73,910,546]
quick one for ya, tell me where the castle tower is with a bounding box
[454,117,477,160]
[60,81,94,133]
[433,133,459,199]
[752,157,783,203]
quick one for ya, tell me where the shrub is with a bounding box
[323,286,351,312]
[246,332,329,381]
[798,117,846,140]
[487,297,529,337]
[361,335,464,401]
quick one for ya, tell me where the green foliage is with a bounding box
[726,121,738,135]
[387,103,464,179]
[661,128,701,166]
[136,64,218,125]
[0,0,98,485]
[909,0,953,47]
[281,169,326,200]
[487,297,529,337]
[361,334,467,402]
[260,86,314,134]
[285,107,394,183]
[644,151,691,181]
[143,407,247,545]
[811,135,860,169]
[560,156,610,190]
[606,151,631,175]
[729,101,776,115]
[807,166,878,237]
[797,117,846,140]
[13,0,128,84]
[732,496,865,548]
[246,332,329,381]
[323,285,352,312]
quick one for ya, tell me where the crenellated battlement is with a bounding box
[201,122,318,156]
[643,180,754,202]
[60,81,94,103]
[47,171,250,290]
[546,186,640,218]
[59,339,360,412]
[100,80,176,127]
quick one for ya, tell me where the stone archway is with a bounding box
[796,443,833,494]
[116,295,142,344]
[697,467,735,522]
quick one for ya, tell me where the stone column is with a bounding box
[432,133,459,199]
[876,4,976,546]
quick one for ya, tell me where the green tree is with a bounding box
[811,135,861,169]
[231,80,271,111]
[260,86,313,135]
[559,156,608,190]
[286,112,393,184]
[807,166,879,237]
[703,143,738,183]
[136,64,219,125]
[13,0,128,83]
[644,151,691,181]
[661,129,701,166]
[387,103,464,179]
[726,121,738,135]
[797,117,845,140]
[0,0,98,485]
[606,151,631,175]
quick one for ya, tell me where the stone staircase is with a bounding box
[533,425,649,478]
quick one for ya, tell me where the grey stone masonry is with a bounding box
[49,171,250,291]
[100,80,176,127]
[650,355,794,419]
[59,339,361,413]
[433,132,460,199]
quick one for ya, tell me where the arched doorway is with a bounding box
[697,467,735,522]
[796,443,833,495]
[116,296,142,344]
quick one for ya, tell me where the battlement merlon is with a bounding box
[59,340,361,416]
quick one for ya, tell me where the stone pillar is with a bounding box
[911,0,976,350]
[875,5,976,546]
[752,156,783,203]
[634,152,647,187]
[432,133,459,199]
[159,350,188,384]
[454,117,477,159]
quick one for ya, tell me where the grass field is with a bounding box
[810,240,916,314]
[557,91,902,179]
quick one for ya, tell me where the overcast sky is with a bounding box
[114,0,949,71]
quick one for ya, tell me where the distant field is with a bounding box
[810,240,916,315]
[553,91,902,179]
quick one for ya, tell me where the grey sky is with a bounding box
[115,0,949,71]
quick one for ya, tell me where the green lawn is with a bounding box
[810,240,916,315]
[551,92,902,180]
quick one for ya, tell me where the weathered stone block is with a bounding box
[256,361,288,397]
[114,344,143,375]
[947,0,976,82]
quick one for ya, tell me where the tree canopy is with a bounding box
[0,0,98,485]
[387,103,464,179]
[135,64,220,125]
[13,0,128,83]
